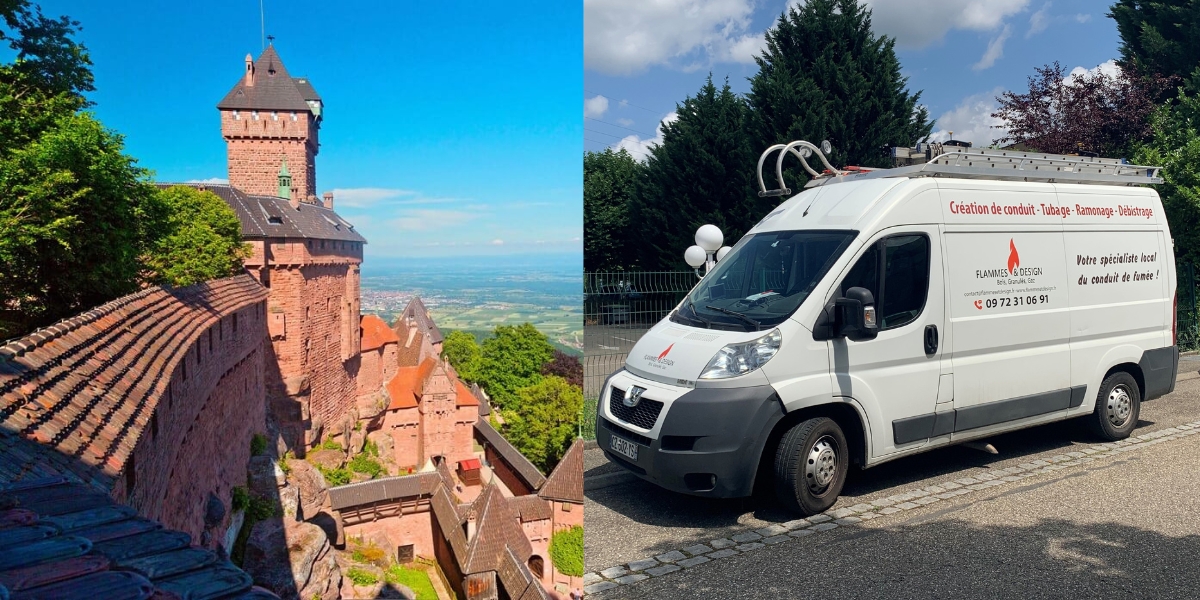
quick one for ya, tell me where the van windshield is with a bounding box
[677,230,856,330]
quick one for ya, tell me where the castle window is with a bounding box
[291,112,297,122]
[252,111,259,120]
[233,312,239,334]
[124,454,136,494]
[271,111,278,121]
[233,111,240,120]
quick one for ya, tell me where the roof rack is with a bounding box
[755,141,1164,196]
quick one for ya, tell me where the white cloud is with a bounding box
[972,24,1011,70]
[617,117,634,126]
[861,0,1029,48]
[185,177,229,184]
[614,112,678,161]
[1027,2,1050,38]
[927,87,1007,148]
[491,239,504,245]
[585,94,609,118]
[723,32,766,64]
[1075,13,1091,23]
[387,209,478,231]
[1067,59,1120,81]
[329,187,416,208]
[584,0,757,75]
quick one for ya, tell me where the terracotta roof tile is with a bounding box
[360,314,399,352]
[0,276,268,490]
[507,495,552,522]
[0,477,273,598]
[462,485,532,575]
[538,439,583,504]
[394,330,424,368]
[455,380,479,407]
[385,358,437,411]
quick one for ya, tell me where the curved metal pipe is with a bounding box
[756,143,790,195]
[776,141,843,189]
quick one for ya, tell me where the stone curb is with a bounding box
[582,419,1200,596]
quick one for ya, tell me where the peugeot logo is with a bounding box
[623,386,646,408]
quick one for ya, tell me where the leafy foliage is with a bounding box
[1133,92,1200,266]
[345,567,379,586]
[250,433,268,457]
[316,464,351,487]
[1110,0,1200,92]
[348,453,384,479]
[384,564,438,600]
[633,76,763,271]
[748,0,932,181]
[541,349,582,388]
[993,62,1163,158]
[501,376,582,473]
[231,486,250,512]
[1,0,94,100]
[143,186,248,287]
[548,526,584,577]
[583,148,642,271]
[441,330,481,381]
[475,323,556,409]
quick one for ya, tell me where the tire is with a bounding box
[774,417,849,515]
[1087,371,1141,441]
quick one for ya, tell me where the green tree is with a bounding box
[748,0,932,190]
[143,186,247,287]
[548,526,583,578]
[441,330,481,381]
[1110,0,1200,91]
[501,375,582,473]
[633,75,762,271]
[1133,91,1200,266]
[475,323,556,409]
[1,0,94,100]
[583,147,641,271]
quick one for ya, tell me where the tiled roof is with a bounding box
[507,495,552,523]
[156,183,366,243]
[0,476,276,599]
[461,485,532,575]
[538,439,584,504]
[400,298,443,345]
[385,358,437,411]
[217,46,315,112]
[360,314,398,352]
[326,473,441,511]
[500,546,549,600]
[474,421,545,492]
[455,380,479,408]
[0,276,268,490]
[395,330,424,368]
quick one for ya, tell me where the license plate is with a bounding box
[609,434,639,462]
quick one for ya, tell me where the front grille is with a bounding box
[608,386,664,430]
[600,417,653,446]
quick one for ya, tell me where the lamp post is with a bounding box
[685,224,732,279]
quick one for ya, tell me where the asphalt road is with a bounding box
[585,359,1200,598]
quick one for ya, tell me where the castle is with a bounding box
[0,46,580,600]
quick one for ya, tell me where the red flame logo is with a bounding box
[1007,239,1020,274]
[658,344,674,360]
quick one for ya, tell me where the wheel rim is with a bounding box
[1106,384,1134,428]
[805,435,838,494]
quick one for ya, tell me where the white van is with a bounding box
[596,143,1180,515]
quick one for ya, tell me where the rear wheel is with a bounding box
[774,417,848,515]
[1087,372,1140,441]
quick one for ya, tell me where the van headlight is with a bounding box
[699,329,782,379]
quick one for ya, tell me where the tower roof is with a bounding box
[217,46,318,112]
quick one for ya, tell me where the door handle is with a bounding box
[924,324,939,355]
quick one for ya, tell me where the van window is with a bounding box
[680,230,856,330]
[840,234,930,330]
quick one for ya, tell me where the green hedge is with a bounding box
[549,526,583,577]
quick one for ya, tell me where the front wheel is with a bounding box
[774,417,849,515]
[1087,372,1141,441]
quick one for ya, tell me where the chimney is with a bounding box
[289,186,300,210]
[244,54,255,87]
[307,194,318,205]
[323,192,334,209]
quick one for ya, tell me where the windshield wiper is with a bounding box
[687,299,712,329]
[705,305,761,331]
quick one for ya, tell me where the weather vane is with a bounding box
[267,35,275,46]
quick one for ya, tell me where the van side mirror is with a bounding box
[834,287,879,341]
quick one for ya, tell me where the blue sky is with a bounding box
[584,0,1123,159]
[34,1,581,259]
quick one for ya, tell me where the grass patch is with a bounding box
[351,540,387,565]
[250,433,269,456]
[549,525,583,577]
[316,464,352,487]
[318,437,342,451]
[348,453,384,479]
[384,564,438,600]
[346,566,378,586]
[278,452,292,476]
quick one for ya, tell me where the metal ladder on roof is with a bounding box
[756,141,1164,196]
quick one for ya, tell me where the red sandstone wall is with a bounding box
[221,110,318,198]
[115,301,267,547]
[358,348,383,397]
[387,410,421,472]
[344,509,436,561]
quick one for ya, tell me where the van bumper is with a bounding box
[596,377,785,498]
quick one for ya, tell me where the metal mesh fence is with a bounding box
[1178,262,1198,352]
[583,271,696,438]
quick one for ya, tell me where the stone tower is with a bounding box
[218,45,323,198]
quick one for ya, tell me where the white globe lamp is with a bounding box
[716,246,732,262]
[695,224,723,252]
[684,245,707,269]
